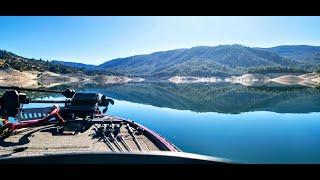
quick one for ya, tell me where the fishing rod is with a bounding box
[0,86,76,98]
[117,134,132,152]
[127,124,143,151]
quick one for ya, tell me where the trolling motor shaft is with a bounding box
[0,86,76,98]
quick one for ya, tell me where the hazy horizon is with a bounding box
[1,16,320,65]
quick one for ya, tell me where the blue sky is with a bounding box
[0,16,319,65]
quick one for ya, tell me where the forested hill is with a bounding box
[0,50,82,74]
[98,45,319,77]
[0,50,121,76]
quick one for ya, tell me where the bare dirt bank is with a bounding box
[0,68,145,88]
[225,73,270,86]
[168,76,222,84]
[271,73,320,87]
[168,73,320,87]
[1,67,318,88]
[0,68,39,87]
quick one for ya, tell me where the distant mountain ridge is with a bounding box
[260,45,320,64]
[50,60,123,76]
[51,60,96,70]
[97,45,320,77]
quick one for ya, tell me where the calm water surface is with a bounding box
[23,82,320,163]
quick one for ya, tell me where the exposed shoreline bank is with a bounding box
[168,73,320,87]
[0,68,145,88]
[0,67,319,88]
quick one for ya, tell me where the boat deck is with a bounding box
[0,116,170,158]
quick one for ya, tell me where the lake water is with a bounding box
[23,82,320,163]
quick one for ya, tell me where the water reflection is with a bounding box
[47,82,320,114]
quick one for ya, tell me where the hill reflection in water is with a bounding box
[51,82,320,114]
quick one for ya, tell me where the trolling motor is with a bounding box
[0,86,114,133]
[63,92,114,119]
